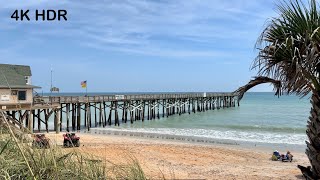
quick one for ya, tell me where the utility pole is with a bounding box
[50,67,53,104]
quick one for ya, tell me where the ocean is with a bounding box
[45,92,310,149]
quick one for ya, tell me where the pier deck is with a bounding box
[33,93,236,104]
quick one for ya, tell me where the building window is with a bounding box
[25,76,30,85]
[18,91,26,101]
[11,90,18,95]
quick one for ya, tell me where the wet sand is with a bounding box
[47,133,309,180]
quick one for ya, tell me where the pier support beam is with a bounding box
[28,110,33,133]
[54,109,60,134]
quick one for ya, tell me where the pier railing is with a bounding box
[33,92,238,104]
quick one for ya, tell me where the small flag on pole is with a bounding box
[81,81,87,88]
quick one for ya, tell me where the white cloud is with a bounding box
[0,0,276,58]
[83,42,227,58]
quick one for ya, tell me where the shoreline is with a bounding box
[84,128,307,153]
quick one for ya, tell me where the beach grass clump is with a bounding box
[0,122,148,180]
[107,156,147,180]
[0,129,107,179]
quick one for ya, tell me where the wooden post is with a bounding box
[179,100,181,116]
[163,99,165,117]
[139,101,142,120]
[25,110,29,130]
[151,101,153,119]
[130,104,133,124]
[136,103,138,121]
[94,103,97,127]
[206,98,208,110]
[122,102,125,122]
[167,102,169,117]
[89,103,92,128]
[54,109,60,134]
[84,103,87,127]
[32,110,35,131]
[108,102,112,126]
[202,98,204,111]
[125,102,128,123]
[147,101,150,120]
[77,103,81,131]
[28,110,33,132]
[37,109,41,132]
[72,104,76,131]
[172,99,175,115]
[103,102,107,126]
[142,101,145,121]
[157,100,160,119]
[45,109,49,132]
[60,105,63,132]
[99,102,103,126]
[169,100,172,116]
[115,101,119,126]
[86,102,90,131]
[135,101,138,121]
[66,103,70,132]
[188,99,191,114]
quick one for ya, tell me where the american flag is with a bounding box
[81,81,87,88]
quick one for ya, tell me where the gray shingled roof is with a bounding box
[0,64,40,89]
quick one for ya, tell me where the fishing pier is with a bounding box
[2,93,239,133]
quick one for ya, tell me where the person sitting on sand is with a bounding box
[279,151,293,162]
[286,151,293,162]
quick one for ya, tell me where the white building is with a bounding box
[0,64,40,110]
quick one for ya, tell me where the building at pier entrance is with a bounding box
[0,64,40,110]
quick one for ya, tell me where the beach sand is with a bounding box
[47,133,308,180]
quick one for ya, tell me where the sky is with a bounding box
[0,0,280,93]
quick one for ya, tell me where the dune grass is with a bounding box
[106,155,147,180]
[0,127,107,179]
[0,121,148,180]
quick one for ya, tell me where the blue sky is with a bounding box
[0,0,280,92]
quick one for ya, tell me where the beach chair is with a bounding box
[271,151,281,161]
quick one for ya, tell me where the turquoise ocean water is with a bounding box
[118,92,309,146]
[46,92,310,147]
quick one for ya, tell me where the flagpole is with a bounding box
[50,67,53,104]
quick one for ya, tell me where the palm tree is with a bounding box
[235,0,320,178]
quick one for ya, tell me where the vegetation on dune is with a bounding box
[0,115,148,180]
[0,127,107,179]
[235,0,320,179]
[106,156,147,180]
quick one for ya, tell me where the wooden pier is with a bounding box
[2,93,239,133]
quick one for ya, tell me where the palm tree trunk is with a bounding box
[305,93,320,179]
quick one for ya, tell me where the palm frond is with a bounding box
[234,76,281,101]
[252,0,320,97]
